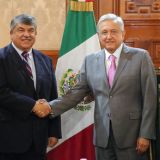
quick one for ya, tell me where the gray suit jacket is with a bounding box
[50,44,157,149]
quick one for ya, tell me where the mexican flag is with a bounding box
[47,0,100,159]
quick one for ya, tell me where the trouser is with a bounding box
[95,123,148,160]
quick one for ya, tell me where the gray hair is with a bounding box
[10,14,37,31]
[97,13,124,32]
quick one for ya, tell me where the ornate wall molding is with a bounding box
[121,0,160,20]
[93,0,99,22]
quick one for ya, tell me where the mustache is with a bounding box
[21,38,32,40]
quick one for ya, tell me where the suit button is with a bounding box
[107,113,111,117]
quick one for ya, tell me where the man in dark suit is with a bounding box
[0,14,61,160]
[38,13,157,160]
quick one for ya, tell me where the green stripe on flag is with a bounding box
[59,11,97,56]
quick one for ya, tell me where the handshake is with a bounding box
[32,99,53,118]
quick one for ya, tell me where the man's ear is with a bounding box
[122,30,126,40]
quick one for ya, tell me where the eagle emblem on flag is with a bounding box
[59,69,92,111]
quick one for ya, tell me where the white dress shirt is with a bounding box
[105,43,123,76]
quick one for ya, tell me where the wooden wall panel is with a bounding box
[93,0,99,22]
[121,0,160,20]
[41,50,58,69]
[121,0,160,68]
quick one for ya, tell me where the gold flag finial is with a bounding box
[70,1,94,12]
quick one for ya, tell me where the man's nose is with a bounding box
[106,32,112,38]
[23,31,30,37]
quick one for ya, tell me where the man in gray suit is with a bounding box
[36,13,157,160]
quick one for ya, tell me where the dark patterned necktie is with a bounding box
[21,52,33,79]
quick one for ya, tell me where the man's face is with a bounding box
[98,20,125,53]
[10,23,37,52]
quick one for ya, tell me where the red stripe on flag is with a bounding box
[47,124,95,160]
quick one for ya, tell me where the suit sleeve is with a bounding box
[49,56,91,118]
[139,51,157,139]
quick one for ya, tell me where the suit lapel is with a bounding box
[8,44,35,90]
[111,45,129,89]
[33,51,43,94]
[97,50,110,92]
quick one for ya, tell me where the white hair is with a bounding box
[97,13,124,32]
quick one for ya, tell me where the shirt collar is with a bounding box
[105,43,123,60]
[11,42,32,59]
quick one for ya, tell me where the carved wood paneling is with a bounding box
[119,0,160,68]
[121,0,160,20]
[152,40,160,67]
[93,0,99,22]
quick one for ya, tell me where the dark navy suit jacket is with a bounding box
[0,44,61,154]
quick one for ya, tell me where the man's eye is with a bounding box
[29,29,35,33]
[101,31,108,35]
[111,30,118,34]
[17,29,24,32]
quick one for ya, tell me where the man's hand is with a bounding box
[136,137,150,154]
[48,137,58,148]
[32,99,51,118]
